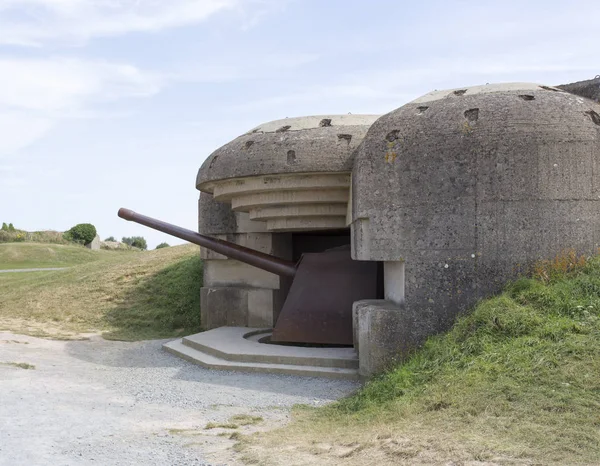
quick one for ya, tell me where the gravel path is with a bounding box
[0,268,67,273]
[0,332,359,466]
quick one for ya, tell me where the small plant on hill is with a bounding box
[1,223,7,231]
[64,223,97,245]
[156,242,170,249]
[533,248,588,282]
[104,236,116,242]
[122,236,147,250]
[8,223,15,232]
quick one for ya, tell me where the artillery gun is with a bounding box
[118,208,378,345]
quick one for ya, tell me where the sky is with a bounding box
[0,0,597,249]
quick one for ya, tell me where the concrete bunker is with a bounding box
[119,78,600,378]
[352,82,600,375]
[195,115,383,346]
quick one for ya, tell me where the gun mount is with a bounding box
[118,208,379,345]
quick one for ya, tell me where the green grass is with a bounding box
[102,252,203,340]
[0,362,35,369]
[0,229,69,245]
[243,255,600,465]
[230,414,263,426]
[0,244,203,340]
[205,422,239,430]
[0,243,122,269]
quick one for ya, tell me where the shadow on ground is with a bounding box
[62,336,359,399]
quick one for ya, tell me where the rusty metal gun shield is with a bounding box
[271,248,378,345]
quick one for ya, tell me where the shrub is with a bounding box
[8,223,15,232]
[1,223,7,231]
[156,242,170,249]
[122,236,147,250]
[131,237,147,250]
[104,236,116,242]
[64,223,97,245]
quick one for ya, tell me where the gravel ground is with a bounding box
[0,332,359,466]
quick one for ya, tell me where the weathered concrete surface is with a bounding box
[182,328,357,369]
[204,260,280,289]
[558,76,600,103]
[197,115,379,189]
[163,327,359,379]
[198,191,267,236]
[352,82,600,349]
[200,287,287,329]
[0,332,358,465]
[353,300,437,377]
[194,116,380,339]
[197,116,379,234]
[85,234,101,250]
[198,192,293,330]
[206,172,352,232]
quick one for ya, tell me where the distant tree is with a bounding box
[104,236,116,242]
[122,236,147,250]
[8,223,15,232]
[1,223,7,231]
[155,242,170,249]
[64,223,97,244]
[131,236,147,250]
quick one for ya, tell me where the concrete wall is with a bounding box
[351,83,600,371]
[85,235,101,250]
[198,192,291,330]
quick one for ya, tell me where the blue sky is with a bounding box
[0,0,597,248]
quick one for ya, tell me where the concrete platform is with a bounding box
[163,327,359,380]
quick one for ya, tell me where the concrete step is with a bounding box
[181,327,358,370]
[163,339,359,380]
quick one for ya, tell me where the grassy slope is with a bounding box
[0,244,202,340]
[0,243,118,269]
[242,257,600,465]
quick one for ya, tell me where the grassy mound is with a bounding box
[241,255,600,465]
[0,243,119,269]
[0,244,202,340]
[0,229,69,245]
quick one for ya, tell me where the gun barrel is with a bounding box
[118,208,297,277]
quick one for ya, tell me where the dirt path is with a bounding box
[0,268,67,273]
[0,332,359,466]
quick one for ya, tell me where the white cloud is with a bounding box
[0,46,318,157]
[0,57,162,112]
[0,0,278,46]
[229,46,599,116]
[0,57,163,156]
[0,112,54,156]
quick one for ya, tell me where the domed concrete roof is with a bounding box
[197,114,379,191]
[352,81,600,329]
[196,114,380,232]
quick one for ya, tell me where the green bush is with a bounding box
[156,242,170,249]
[122,236,147,250]
[8,223,15,232]
[64,223,97,245]
[1,223,7,231]
[104,236,116,242]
